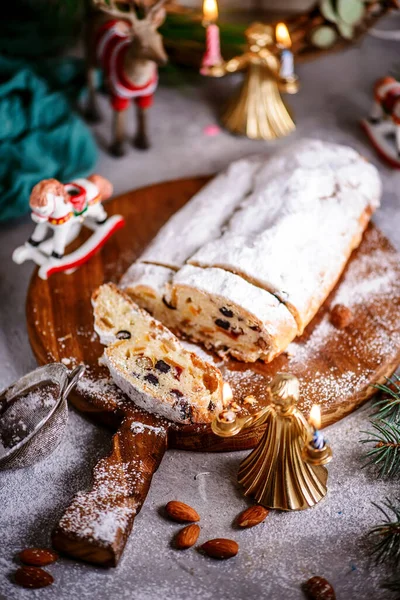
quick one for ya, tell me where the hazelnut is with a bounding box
[330,304,353,329]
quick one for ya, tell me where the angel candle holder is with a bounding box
[201,16,299,141]
[212,374,333,511]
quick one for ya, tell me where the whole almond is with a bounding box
[236,505,269,528]
[174,524,200,550]
[302,576,336,600]
[14,566,54,589]
[165,501,200,523]
[200,538,238,560]
[19,548,58,567]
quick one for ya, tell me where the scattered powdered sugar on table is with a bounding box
[0,399,396,600]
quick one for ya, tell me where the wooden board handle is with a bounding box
[52,416,167,567]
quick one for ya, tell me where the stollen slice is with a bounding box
[92,283,224,424]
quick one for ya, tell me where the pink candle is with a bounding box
[201,23,222,73]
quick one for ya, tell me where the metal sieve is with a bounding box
[0,363,84,470]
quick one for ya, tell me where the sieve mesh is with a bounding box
[0,364,84,470]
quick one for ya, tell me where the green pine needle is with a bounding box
[372,375,400,423]
[360,420,400,478]
[383,577,400,596]
[369,499,400,566]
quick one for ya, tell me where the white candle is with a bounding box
[276,22,294,79]
[201,0,222,73]
[222,382,233,406]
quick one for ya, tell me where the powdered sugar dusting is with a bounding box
[286,319,336,366]
[0,383,58,452]
[131,422,165,436]
[58,460,136,546]
[76,373,127,408]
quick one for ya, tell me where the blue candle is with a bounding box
[276,23,294,79]
[309,404,325,449]
[280,49,294,79]
[312,429,325,450]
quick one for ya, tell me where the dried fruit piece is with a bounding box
[200,538,238,560]
[144,373,159,386]
[136,355,154,370]
[219,307,234,318]
[303,576,336,600]
[19,548,58,567]
[178,400,194,421]
[165,500,200,523]
[14,566,54,589]
[174,524,200,549]
[202,372,219,394]
[116,330,131,340]
[236,505,269,528]
[155,360,171,373]
[215,319,230,331]
[330,304,353,329]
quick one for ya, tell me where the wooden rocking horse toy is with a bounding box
[361,76,400,169]
[12,175,124,280]
[86,0,168,156]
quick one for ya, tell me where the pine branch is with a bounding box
[360,420,400,478]
[369,499,400,566]
[373,375,400,423]
[383,577,400,596]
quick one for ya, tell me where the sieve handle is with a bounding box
[63,365,85,399]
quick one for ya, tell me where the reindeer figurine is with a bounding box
[86,0,167,156]
[361,75,400,169]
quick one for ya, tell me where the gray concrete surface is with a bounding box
[1,20,400,600]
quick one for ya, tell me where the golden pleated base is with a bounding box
[221,63,296,141]
[238,410,328,511]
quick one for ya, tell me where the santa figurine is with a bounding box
[13,174,124,279]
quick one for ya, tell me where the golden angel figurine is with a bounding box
[212,374,332,511]
[202,23,299,140]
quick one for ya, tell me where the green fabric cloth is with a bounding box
[0,55,97,222]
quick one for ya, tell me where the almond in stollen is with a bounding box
[200,538,238,560]
[14,566,54,589]
[165,501,200,523]
[236,505,269,528]
[19,548,58,567]
[173,524,200,550]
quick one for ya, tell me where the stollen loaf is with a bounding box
[121,139,381,362]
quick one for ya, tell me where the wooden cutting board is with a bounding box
[26,177,400,567]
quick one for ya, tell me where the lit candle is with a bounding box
[201,0,222,73]
[309,404,325,450]
[276,22,294,79]
[222,381,233,407]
